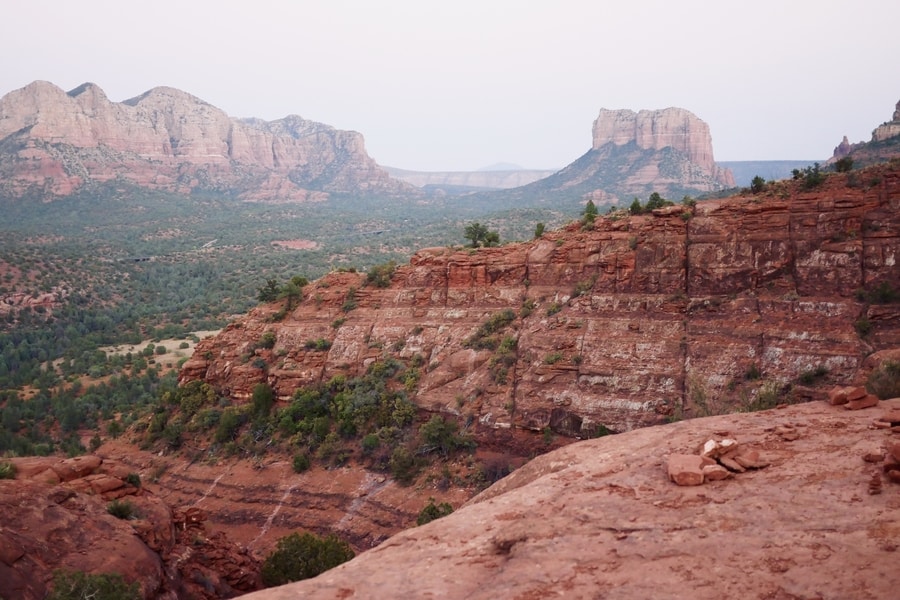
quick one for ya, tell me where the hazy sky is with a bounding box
[2,1,898,171]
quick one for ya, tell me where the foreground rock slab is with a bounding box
[240,399,900,600]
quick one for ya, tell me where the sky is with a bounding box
[1,0,898,172]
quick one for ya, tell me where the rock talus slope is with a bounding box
[239,398,900,600]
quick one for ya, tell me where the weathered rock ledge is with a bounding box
[238,397,900,599]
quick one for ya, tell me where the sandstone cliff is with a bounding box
[831,98,900,166]
[181,163,900,439]
[0,81,414,201]
[237,396,900,599]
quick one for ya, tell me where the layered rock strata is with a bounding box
[592,107,735,189]
[181,164,900,438]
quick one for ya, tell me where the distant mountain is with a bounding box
[829,99,900,168]
[478,162,528,172]
[384,166,558,193]
[0,81,415,201]
[466,107,735,207]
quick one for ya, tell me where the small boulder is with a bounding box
[702,464,732,481]
[845,394,879,411]
[667,454,705,486]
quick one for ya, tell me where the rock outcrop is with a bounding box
[830,98,900,166]
[0,81,414,201]
[592,107,734,188]
[237,397,900,600]
[476,106,735,206]
[0,455,261,600]
[181,163,900,439]
[872,100,900,143]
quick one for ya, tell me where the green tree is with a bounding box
[257,278,280,303]
[645,192,671,211]
[463,222,499,248]
[46,570,140,600]
[750,175,766,194]
[582,199,598,225]
[464,222,488,247]
[534,222,545,238]
[629,198,643,215]
[278,281,304,311]
[261,532,355,587]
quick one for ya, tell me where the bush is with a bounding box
[251,383,275,419]
[292,453,310,473]
[258,331,277,350]
[366,261,397,288]
[417,498,454,525]
[125,472,141,488]
[389,446,420,485]
[106,499,137,520]
[419,415,474,457]
[867,360,900,400]
[261,532,355,587]
[835,156,854,173]
[46,570,140,600]
[0,461,16,479]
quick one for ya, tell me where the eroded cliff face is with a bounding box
[0,81,413,200]
[181,164,900,438]
[592,107,735,190]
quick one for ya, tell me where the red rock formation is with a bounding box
[592,107,735,188]
[0,81,414,201]
[181,164,900,438]
[0,455,261,600]
[236,397,900,600]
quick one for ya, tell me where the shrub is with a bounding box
[125,472,141,488]
[366,261,397,288]
[304,338,332,351]
[419,415,474,457]
[292,453,310,473]
[251,383,275,419]
[258,331,277,349]
[46,570,140,600]
[867,360,900,400]
[417,498,454,526]
[534,222,545,238]
[546,302,561,316]
[0,461,16,479]
[835,156,854,172]
[543,352,564,365]
[106,499,137,520]
[464,309,516,350]
[261,532,355,587]
[389,446,419,485]
[854,317,872,337]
